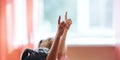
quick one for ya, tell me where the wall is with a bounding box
[67,46,115,60]
[115,0,120,60]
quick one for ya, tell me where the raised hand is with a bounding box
[57,16,66,36]
[64,12,72,30]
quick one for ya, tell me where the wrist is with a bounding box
[56,30,63,37]
[63,29,68,34]
[64,28,68,32]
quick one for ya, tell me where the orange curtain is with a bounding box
[26,0,33,48]
[0,0,8,60]
[0,0,33,60]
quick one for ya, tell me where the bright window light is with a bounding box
[33,0,116,46]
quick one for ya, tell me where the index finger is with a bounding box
[58,16,61,24]
[65,11,67,20]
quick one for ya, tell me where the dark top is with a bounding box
[21,48,49,60]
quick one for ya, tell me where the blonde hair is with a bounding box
[38,37,54,49]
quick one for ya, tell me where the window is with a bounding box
[33,0,116,46]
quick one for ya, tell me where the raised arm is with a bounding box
[58,12,72,60]
[46,16,66,60]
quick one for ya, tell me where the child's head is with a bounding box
[38,37,54,49]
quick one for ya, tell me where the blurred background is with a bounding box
[0,0,120,60]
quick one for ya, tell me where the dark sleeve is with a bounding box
[21,48,35,60]
[25,48,35,54]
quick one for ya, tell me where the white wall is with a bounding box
[115,0,120,44]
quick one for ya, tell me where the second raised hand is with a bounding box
[64,12,72,30]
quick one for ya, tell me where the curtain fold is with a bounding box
[0,0,33,60]
[0,0,8,60]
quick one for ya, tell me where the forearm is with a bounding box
[46,31,61,60]
[58,29,68,58]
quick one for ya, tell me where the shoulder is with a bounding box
[35,47,49,54]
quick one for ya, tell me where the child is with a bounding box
[21,12,72,60]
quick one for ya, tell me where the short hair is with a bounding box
[38,37,54,49]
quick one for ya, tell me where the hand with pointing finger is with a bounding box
[57,16,66,36]
[64,12,72,31]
